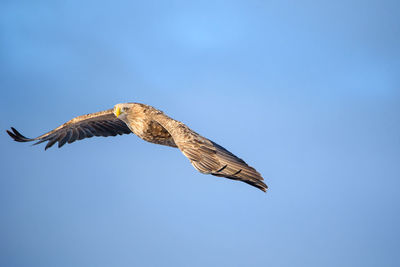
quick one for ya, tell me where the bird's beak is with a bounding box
[115,107,121,117]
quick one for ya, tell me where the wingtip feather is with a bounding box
[253,181,268,192]
[6,129,15,138]
[7,127,33,142]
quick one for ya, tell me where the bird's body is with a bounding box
[122,103,177,147]
[7,103,267,192]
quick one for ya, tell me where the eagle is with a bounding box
[7,103,267,192]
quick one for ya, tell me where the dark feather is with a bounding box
[58,131,71,148]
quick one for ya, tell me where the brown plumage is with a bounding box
[7,103,267,192]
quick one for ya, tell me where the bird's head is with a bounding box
[113,103,133,121]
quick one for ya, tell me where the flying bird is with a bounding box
[7,103,267,192]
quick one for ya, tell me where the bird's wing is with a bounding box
[153,115,267,192]
[7,109,131,150]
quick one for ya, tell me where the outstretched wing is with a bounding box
[181,137,267,192]
[153,114,267,192]
[7,109,131,150]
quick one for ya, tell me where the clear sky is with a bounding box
[1,1,399,266]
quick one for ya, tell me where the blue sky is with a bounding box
[1,1,399,266]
